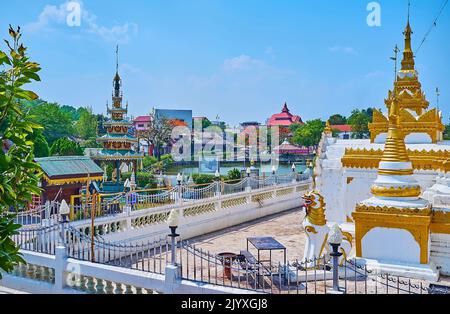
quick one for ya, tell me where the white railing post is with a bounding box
[177,183,183,205]
[55,246,67,293]
[164,263,181,294]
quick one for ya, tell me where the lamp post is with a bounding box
[215,169,221,196]
[177,173,183,204]
[167,209,180,265]
[246,167,251,191]
[272,165,277,186]
[328,223,343,293]
[292,163,297,183]
[59,200,70,245]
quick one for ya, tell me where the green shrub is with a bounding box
[121,172,156,189]
[226,168,241,181]
[143,156,158,168]
[192,174,216,185]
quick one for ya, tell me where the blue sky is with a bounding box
[1,0,449,126]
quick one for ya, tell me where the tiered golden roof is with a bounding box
[369,19,444,143]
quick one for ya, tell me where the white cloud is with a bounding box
[329,46,358,55]
[365,70,385,79]
[223,55,266,73]
[23,1,138,43]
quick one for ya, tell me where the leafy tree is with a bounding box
[60,105,81,121]
[75,107,98,140]
[138,111,173,160]
[28,102,74,145]
[143,156,158,168]
[444,122,450,141]
[328,114,347,125]
[348,109,371,139]
[29,129,50,157]
[50,137,83,156]
[202,119,212,130]
[291,119,324,148]
[0,26,43,277]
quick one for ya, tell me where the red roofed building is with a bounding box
[330,124,353,140]
[267,103,303,127]
[133,116,152,132]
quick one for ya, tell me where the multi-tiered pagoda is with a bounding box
[93,47,143,190]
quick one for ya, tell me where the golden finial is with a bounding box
[379,97,411,166]
[324,120,332,136]
[401,1,415,71]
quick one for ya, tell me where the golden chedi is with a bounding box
[369,18,444,144]
[353,95,434,272]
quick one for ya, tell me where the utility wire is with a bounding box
[415,0,449,55]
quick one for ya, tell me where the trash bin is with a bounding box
[218,253,237,280]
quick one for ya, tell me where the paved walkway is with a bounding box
[0,286,28,294]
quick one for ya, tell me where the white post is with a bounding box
[54,246,67,293]
[164,264,181,294]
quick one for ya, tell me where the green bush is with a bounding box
[192,174,216,185]
[226,168,241,181]
[143,156,158,168]
[121,172,156,189]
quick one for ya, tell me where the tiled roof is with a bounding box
[134,116,151,123]
[35,156,103,178]
[267,103,303,127]
[332,125,352,132]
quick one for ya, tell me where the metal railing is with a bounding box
[16,174,309,226]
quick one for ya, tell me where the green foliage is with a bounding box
[121,172,156,189]
[192,174,216,185]
[202,119,212,130]
[80,138,102,149]
[75,107,98,140]
[348,109,371,139]
[0,25,44,275]
[444,122,450,141]
[60,105,83,121]
[160,154,174,167]
[143,156,158,168]
[50,137,83,156]
[226,168,241,181]
[291,119,325,147]
[328,114,347,125]
[0,216,26,279]
[27,102,74,145]
[29,129,49,157]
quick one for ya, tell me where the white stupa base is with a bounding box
[353,258,440,282]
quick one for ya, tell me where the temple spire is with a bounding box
[113,45,122,99]
[401,1,415,71]
[116,45,119,74]
[379,97,410,165]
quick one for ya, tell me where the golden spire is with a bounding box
[379,97,410,165]
[324,120,332,135]
[401,3,415,71]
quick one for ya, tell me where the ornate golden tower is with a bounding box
[353,96,432,265]
[369,17,444,143]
